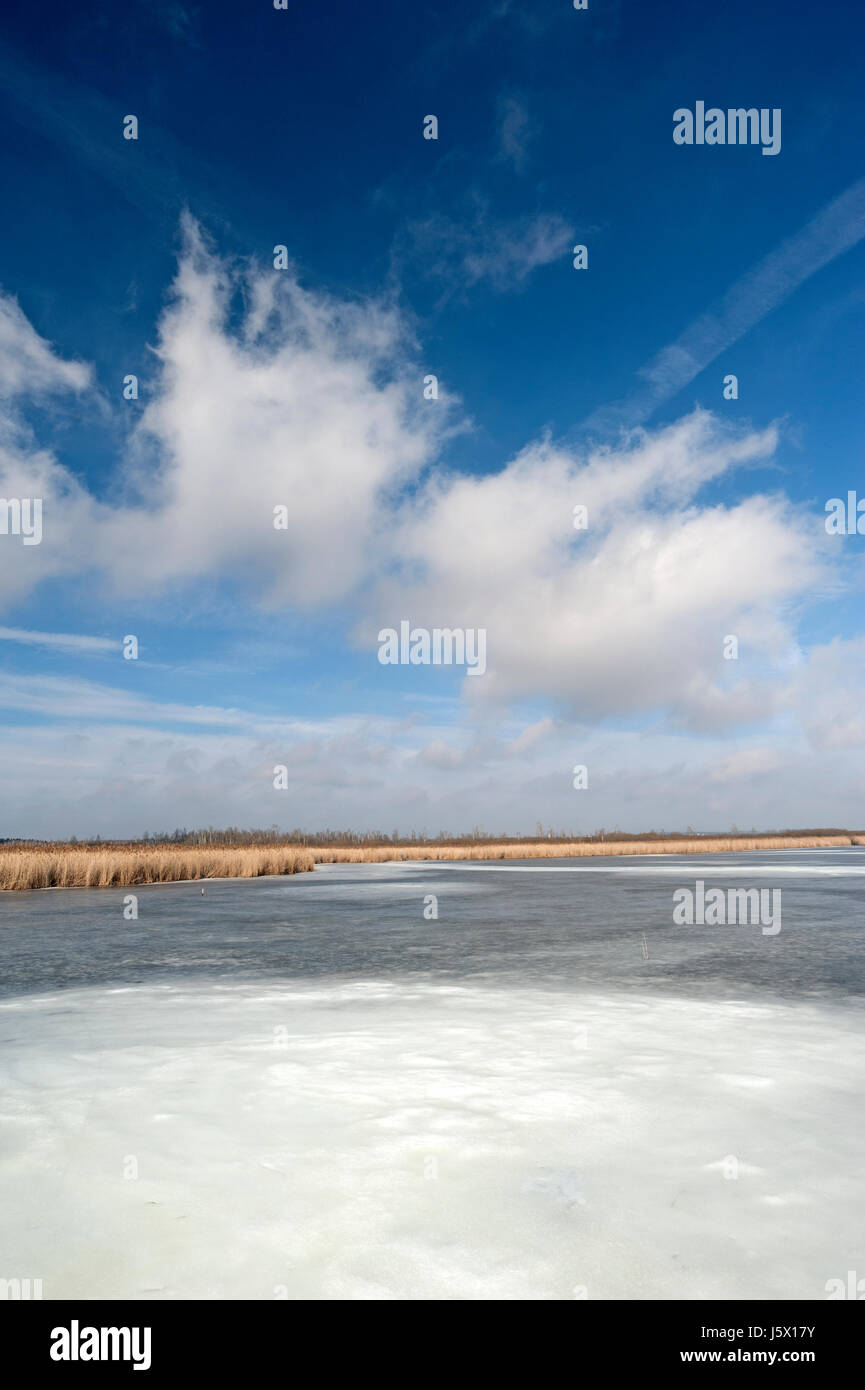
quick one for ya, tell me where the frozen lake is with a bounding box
[1,850,864,1299]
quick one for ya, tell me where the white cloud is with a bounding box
[366,412,825,727]
[507,716,556,755]
[0,626,117,654]
[0,219,861,825]
[0,216,447,610]
[0,290,91,400]
[100,216,444,603]
[584,176,865,432]
[0,671,361,735]
[398,203,574,296]
[788,636,865,749]
[417,739,466,770]
[0,431,103,606]
[496,95,534,172]
[1,696,863,840]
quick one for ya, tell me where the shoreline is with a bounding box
[1,833,862,891]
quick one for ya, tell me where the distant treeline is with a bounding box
[2,825,860,849]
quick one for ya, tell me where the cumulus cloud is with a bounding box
[1,683,863,839]
[507,716,557,755]
[0,216,447,609]
[0,218,858,766]
[0,435,103,605]
[102,215,445,603]
[417,739,466,770]
[0,290,91,400]
[366,412,825,726]
[0,289,97,608]
[789,637,865,749]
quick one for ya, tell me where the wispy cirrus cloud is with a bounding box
[0,36,221,226]
[394,200,574,300]
[496,95,535,173]
[0,671,332,733]
[583,177,865,434]
[0,626,117,654]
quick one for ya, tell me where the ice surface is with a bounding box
[1,978,863,1300]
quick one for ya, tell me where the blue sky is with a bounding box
[0,0,864,838]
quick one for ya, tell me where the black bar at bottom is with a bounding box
[4,1298,862,1375]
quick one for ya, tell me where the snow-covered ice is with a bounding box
[1,977,863,1300]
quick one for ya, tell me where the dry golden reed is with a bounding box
[310,834,863,864]
[1,834,862,890]
[0,844,315,891]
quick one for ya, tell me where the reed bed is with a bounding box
[1,833,861,889]
[0,844,314,890]
[310,834,863,864]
